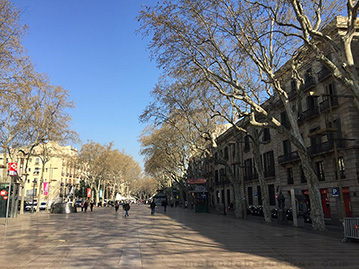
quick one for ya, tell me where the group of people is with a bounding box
[79,199,169,216]
[115,201,131,217]
[80,200,95,212]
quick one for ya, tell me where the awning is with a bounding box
[188,178,207,184]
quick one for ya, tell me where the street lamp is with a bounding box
[222,174,226,216]
[31,179,37,213]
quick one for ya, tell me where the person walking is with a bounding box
[84,200,88,213]
[115,201,120,213]
[150,200,156,215]
[90,201,94,212]
[123,201,130,217]
[162,199,168,212]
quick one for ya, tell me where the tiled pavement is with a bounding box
[0,205,358,268]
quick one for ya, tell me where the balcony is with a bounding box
[301,76,316,91]
[308,139,346,156]
[287,90,297,100]
[278,151,300,165]
[317,66,332,81]
[264,170,275,178]
[244,174,254,182]
[299,106,319,121]
[214,179,231,186]
[319,96,339,112]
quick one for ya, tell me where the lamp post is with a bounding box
[222,174,226,216]
[31,179,37,213]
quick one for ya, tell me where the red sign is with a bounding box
[7,163,17,171]
[188,178,207,185]
[87,188,91,198]
[0,190,7,196]
[3,196,8,200]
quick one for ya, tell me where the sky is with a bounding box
[11,0,161,168]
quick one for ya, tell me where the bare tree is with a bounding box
[137,0,359,230]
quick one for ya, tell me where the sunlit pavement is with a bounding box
[0,205,358,269]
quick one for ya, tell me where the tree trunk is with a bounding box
[19,183,25,215]
[232,181,243,218]
[300,154,326,231]
[251,132,271,223]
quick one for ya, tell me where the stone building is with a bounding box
[194,17,359,224]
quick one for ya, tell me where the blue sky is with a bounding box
[11,0,160,168]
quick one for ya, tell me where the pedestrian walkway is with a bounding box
[0,205,358,268]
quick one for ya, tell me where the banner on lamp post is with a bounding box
[99,190,103,198]
[87,188,91,198]
[43,182,49,196]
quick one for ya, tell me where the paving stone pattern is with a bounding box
[0,205,358,268]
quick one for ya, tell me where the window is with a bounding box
[244,158,253,181]
[300,165,307,183]
[224,147,229,160]
[219,168,225,183]
[216,191,220,204]
[257,186,262,205]
[335,157,345,179]
[310,127,321,147]
[227,189,231,205]
[244,135,250,152]
[221,190,225,204]
[287,167,294,184]
[263,128,271,142]
[316,161,325,181]
[327,118,342,141]
[215,170,218,184]
[247,187,253,205]
[306,95,317,110]
[281,112,290,129]
[268,184,276,206]
[323,82,338,106]
[283,140,292,155]
[263,151,275,178]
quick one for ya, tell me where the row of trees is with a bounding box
[138,0,359,231]
[0,0,78,213]
[78,141,156,206]
[0,0,150,213]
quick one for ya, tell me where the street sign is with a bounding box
[0,190,7,196]
[332,188,339,197]
[3,196,8,200]
[7,162,18,176]
[7,163,17,171]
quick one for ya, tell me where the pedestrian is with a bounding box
[81,201,84,212]
[90,201,94,212]
[123,201,130,217]
[84,200,88,213]
[115,201,120,212]
[162,199,168,212]
[150,200,156,215]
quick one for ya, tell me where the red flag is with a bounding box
[87,188,91,198]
